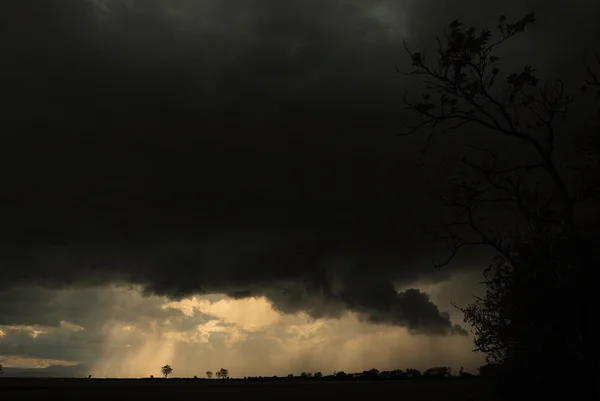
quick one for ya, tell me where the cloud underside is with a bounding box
[2,238,468,336]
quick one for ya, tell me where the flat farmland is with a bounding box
[0,378,499,400]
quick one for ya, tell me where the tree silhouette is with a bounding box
[161,365,173,379]
[423,366,451,378]
[0,364,3,375]
[233,366,499,382]
[359,368,380,379]
[215,368,229,379]
[404,368,421,378]
[206,370,213,379]
[578,52,600,201]
[400,12,598,395]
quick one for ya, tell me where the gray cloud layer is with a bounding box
[1,0,599,336]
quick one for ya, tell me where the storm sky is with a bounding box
[1,0,598,377]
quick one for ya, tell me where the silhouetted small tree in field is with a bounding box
[206,370,213,379]
[215,368,229,379]
[161,365,173,379]
[314,371,323,378]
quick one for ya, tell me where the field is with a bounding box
[0,378,499,400]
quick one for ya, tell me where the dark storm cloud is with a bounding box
[1,1,598,335]
[0,285,214,329]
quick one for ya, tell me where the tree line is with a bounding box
[155,365,490,380]
[158,365,229,380]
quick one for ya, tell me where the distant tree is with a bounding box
[150,375,154,379]
[300,372,312,379]
[215,368,229,379]
[0,364,3,375]
[335,371,347,378]
[359,368,380,379]
[424,367,451,378]
[384,369,405,380]
[161,365,173,379]
[404,368,421,378]
[313,371,323,379]
[206,370,213,379]
[286,373,294,379]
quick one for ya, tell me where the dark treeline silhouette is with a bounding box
[145,364,485,381]
[196,366,483,381]
[400,12,599,399]
[242,367,458,381]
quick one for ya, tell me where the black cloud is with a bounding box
[1,0,598,335]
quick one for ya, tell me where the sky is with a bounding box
[1,0,599,378]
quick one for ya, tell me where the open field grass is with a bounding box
[0,378,499,400]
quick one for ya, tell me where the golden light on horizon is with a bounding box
[1,280,483,378]
[82,290,481,378]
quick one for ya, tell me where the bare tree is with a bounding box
[401,13,577,261]
[577,52,600,203]
[584,52,600,94]
[161,364,173,379]
[206,370,213,379]
[399,12,597,392]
